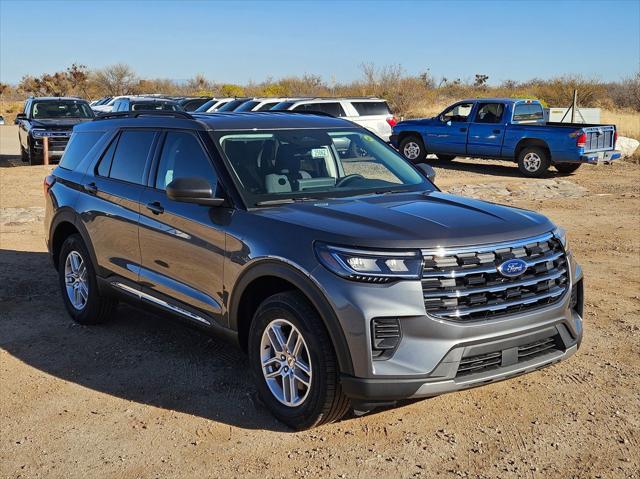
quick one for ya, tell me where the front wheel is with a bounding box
[555,163,582,175]
[399,136,426,163]
[517,147,550,177]
[248,291,350,430]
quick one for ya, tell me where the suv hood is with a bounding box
[254,191,554,249]
[30,118,92,129]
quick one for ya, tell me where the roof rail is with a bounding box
[94,111,195,121]
[269,109,335,118]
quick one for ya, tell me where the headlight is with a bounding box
[315,243,423,282]
[553,226,569,251]
[31,129,49,138]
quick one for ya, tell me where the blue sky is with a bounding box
[1,0,638,85]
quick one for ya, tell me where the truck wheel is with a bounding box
[399,136,426,163]
[436,154,456,161]
[517,147,550,177]
[58,234,117,324]
[555,163,582,175]
[248,291,350,430]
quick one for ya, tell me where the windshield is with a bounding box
[235,100,260,112]
[131,101,182,111]
[31,100,94,119]
[195,99,216,112]
[217,99,248,112]
[271,101,295,110]
[213,128,431,206]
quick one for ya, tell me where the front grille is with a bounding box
[456,334,563,378]
[421,233,568,321]
[35,136,70,151]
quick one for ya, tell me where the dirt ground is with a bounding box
[1,125,638,479]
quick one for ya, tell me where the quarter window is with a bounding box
[59,131,105,171]
[155,131,217,190]
[107,130,156,184]
[351,101,391,116]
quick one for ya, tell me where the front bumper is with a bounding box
[579,149,621,164]
[313,252,584,403]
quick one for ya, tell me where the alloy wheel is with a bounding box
[260,319,312,407]
[64,251,88,310]
[523,152,542,172]
[403,141,421,160]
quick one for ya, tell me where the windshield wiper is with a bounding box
[255,197,321,207]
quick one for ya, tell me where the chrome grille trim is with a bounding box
[421,232,568,321]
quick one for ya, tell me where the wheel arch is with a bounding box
[397,130,423,145]
[50,210,98,273]
[514,138,551,161]
[228,260,354,376]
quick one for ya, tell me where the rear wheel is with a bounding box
[555,163,582,175]
[399,136,426,163]
[248,291,350,430]
[517,146,550,177]
[435,154,456,161]
[58,234,117,324]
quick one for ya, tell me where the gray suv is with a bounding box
[44,110,583,430]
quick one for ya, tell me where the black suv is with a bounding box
[18,97,95,165]
[45,111,583,430]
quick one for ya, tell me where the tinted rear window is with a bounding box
[513,103,544,122]
[217,100,247,111]
[108,130,156,184]
[271,101,296,110]
[257,102,279,111]
[59,131,105,170]
[195,99,216,112]
[351,101,391,116]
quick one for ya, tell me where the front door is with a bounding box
[138,130,228,326]
[424,102,473,155]
[467,102,507,157]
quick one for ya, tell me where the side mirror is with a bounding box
[166,176,225,206]
[15,113,27,124]
[416,163,437,183]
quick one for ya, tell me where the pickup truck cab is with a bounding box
[392,98,621,177]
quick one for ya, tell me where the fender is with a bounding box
[228,259,355,376]
[49,208,99,275]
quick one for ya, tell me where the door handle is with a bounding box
[493,129,501,134]
[83,182,98,194]
[146,201,164,215]
[459,127,467,132]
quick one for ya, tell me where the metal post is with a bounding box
[570,89,577,123]
[42,136,49,166]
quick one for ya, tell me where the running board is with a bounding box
[111,282,211,326]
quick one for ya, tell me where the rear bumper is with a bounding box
[578,150,621,164]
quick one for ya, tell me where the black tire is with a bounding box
[555,163,582,175]
[435,154,456,161]
[20,146,29,162]
[58,234,117,324]
[248,291,350,430]
[399,135,427,163]
[517,146,550,177]
[28,146,43,166]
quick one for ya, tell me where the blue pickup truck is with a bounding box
[391,98,621,177]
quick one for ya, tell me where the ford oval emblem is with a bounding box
[497,258,528,277]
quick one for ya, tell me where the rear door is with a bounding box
[138,129,227,326]
[467,102,507,157]
[81,129,158,284]
[425,102,473,155]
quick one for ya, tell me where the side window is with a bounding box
[295,102,346,117]
[155,131,217,190]
[474,103,505,124]
[441,102,474,122]
[108,130,156,184]
[351,101,392,116]
[59,131,105,170]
